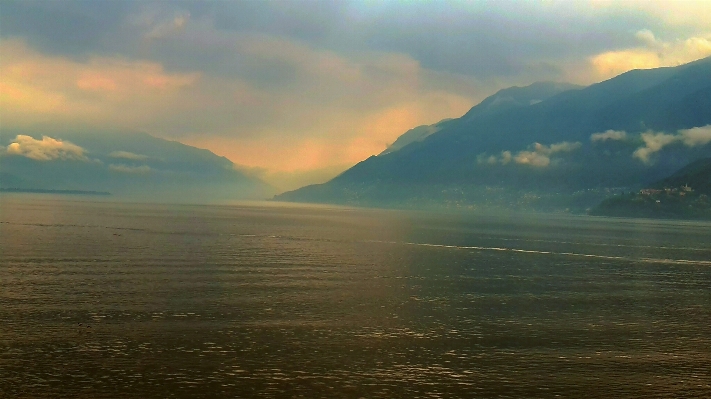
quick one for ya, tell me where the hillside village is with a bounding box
[591,184,711,219]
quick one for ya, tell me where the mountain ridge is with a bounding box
[276,56,711,210]
[0,130,274,202]
[590,157,711,220]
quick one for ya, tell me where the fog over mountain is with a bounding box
[276,57,711,211]
[0,131,273,202]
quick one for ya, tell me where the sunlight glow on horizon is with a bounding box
[2,0,711,188]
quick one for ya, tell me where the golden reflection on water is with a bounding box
[1,195,710,398]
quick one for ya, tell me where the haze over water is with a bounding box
[1,195,711,398]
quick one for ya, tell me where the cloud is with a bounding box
[590,130,628,142]
[479,141,581,168]
[632,125,711,164]
[236,163,351,192]
[5,135,88,161]
[545,142,582,154]
[500,151,513,165]
[679,125,711,146]
[635,29,658,48]
[0,39,200,128]
[3,1,711,188]
[108,151,149,160]
[108,164,151,174]
[477,154,499,165]
[601,0,711,30]
[590,49,663,79]
[588,29,711,80]
[145,12,190,40]
[514,150,553,167]
[1,36,476,176]
[633,132,677,163]
[5,1,711,79]
[515,142,582,167]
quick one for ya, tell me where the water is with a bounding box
[1,195,710,398]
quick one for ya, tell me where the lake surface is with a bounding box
[1,195,710,398]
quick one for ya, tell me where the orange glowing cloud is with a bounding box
[170,29,475,186]
[183,90,471,184]
[587,31,711,81]
[76,74,118,91]
[5,135,88,162]
[1,34,479,190]
[0,39,200,127]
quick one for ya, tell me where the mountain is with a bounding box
[651,157,711,195]
[380,119,454,156]
[459,81,583,123]
[0,130,273,202]
[380,83,583,157]
[276,57,711,211]
[590,158,711,220]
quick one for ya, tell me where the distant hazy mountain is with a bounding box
[276,57,711,211]
[0,131,273,202]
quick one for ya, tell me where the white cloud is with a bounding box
[633,125,711,164]
[633,132,677,163]
[108,164,152,174]
[5,135,88,161]
[514,142,581,167]
[108,151,149,160]
[679,125,711,147]
[479,141,581,168]
[590,130,627,142]
[207,104,710,173]
[514,150,553,167]
[545,142,582,154]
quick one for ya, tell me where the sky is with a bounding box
[2,0,711,190]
